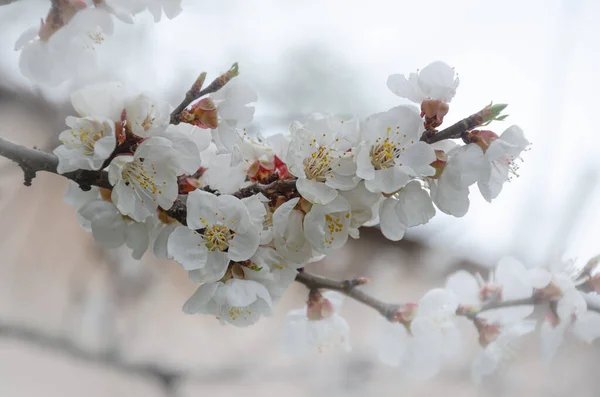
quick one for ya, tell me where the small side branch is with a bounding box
[0,137,110,190]
[295,271,403,320]
[170,63,239,124]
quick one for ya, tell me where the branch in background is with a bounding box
[0,320,183,395]
[170,63,239,124]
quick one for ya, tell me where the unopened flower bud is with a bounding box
[465,130,499,152]
[421,99,449,129]
[179,98,219,129]
[306,289,335,321]
[479,103,509,124]
[534,281,563,302]
[392,302,418,325]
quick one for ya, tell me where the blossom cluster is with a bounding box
[15,0,182,85]
[376,256,600,382]
[48,58,573,381]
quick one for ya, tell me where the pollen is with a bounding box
[203,224,235,252]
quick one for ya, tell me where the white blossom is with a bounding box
[16,8,114,85]
[286,117,358,205]
[55,116,116,173]
[377,289,460,379]
[338,181,380,238]
[440,126,529,203]
[282,291,351,355]
[124,94,171,138]
[168,190,260,282]
[78,199,152,259]
[108,137,179,222]
[272,198,314,266]
[387,61,459,104]
[183,278,272,327]
[64,182,152,259]
[303,196,351,254]
[378,181,435,241]
[210,79,258,152]
[356,105,435,194]
[471,321,536,383]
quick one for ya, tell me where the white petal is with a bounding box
[186,190,219,229]
[376,317,409,367]
[445,271,480,306]
[125,222,150,259]
[297,178,338,205]
[401,141,436,176]
[396,181,435,227]
[167,226,208,271]
[183,283,219,314]
[366,167,411,194]
[228,230,260,261]
[378,198,407,241]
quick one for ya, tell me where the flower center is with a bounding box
[369,127,414,170]
[122,159,162,200]
[203,224,234,251]
[79,129,104,155]
[303,145,334,181]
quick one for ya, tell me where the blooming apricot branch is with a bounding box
[4,0,600,384]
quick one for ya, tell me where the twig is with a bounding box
[295,271,403,320]
[421,111,483,144]
[0,137,297,226]
[170,63,239,124]
[421,103,506,144]
[0,137,110,190]
[295,271,600,322]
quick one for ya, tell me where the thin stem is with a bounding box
[295,271,403,320]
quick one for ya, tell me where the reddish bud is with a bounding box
[306,290,335,321]
[465,129,498,152]
[421,99,450,129]
[180,98,219,129]
[534,281,563,302]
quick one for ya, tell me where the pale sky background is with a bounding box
[1,0,599,269]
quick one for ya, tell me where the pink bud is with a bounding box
[465,130,499,152]
[306,290,336,321]
[180,98,219,129]
[421,99,450,129]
